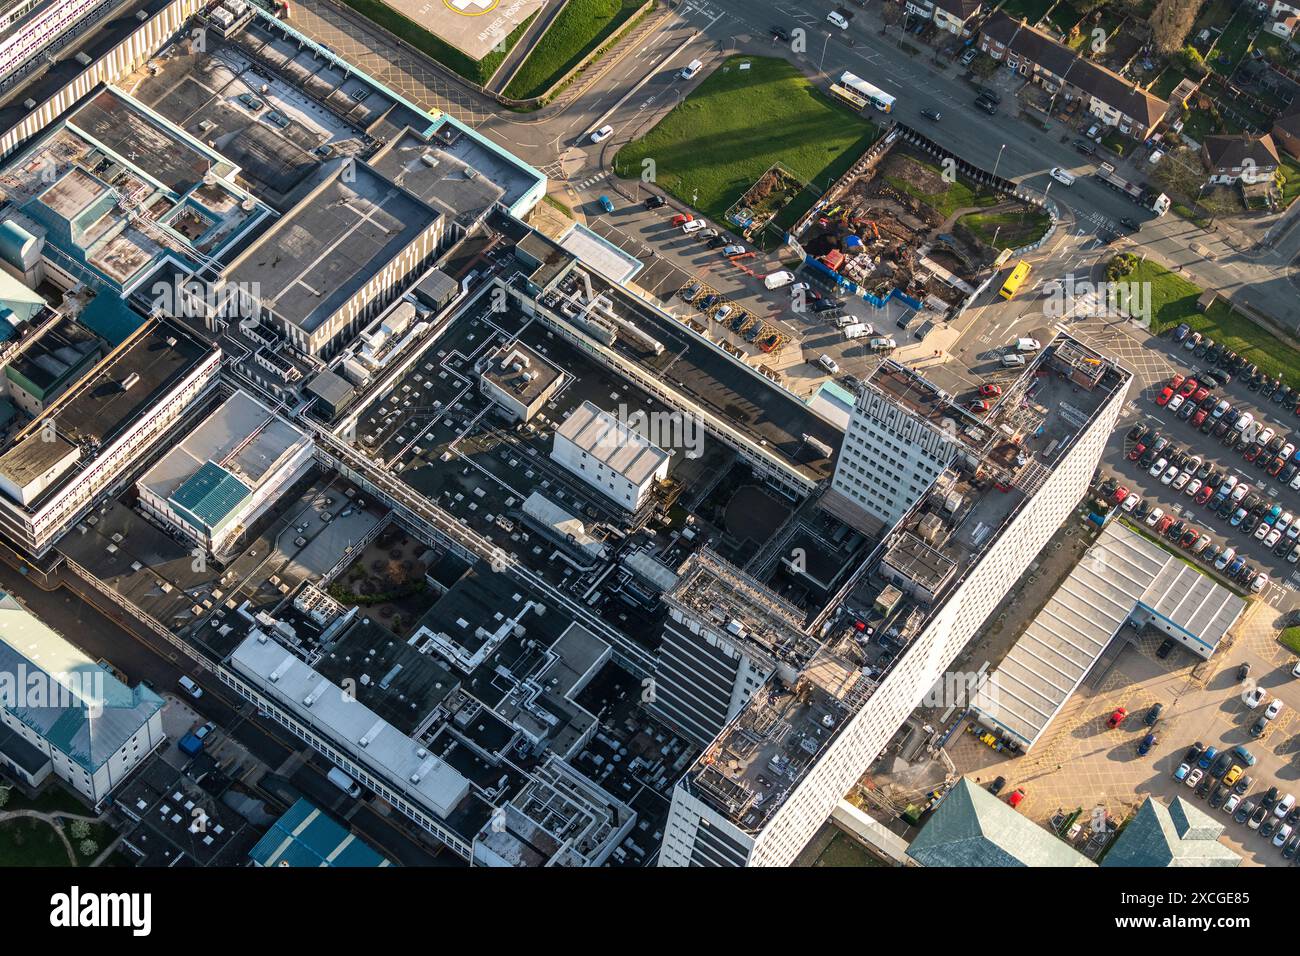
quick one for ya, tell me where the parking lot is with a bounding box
[951,602,1300,865]
[1100,336,1300,611]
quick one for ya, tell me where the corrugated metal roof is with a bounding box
[249,799,391,867]
[1102,797,1241,867]
[973,523,1244,749]
[168,460,252,532]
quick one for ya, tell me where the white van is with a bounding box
[327,766,362,798]
[1049,167,1076,186]
[842,323,872,339]
[1015,337,1041,352]
[177,675,203,699]
[826,10,850,30]
[764,270,795,290]
[818,355,841,374]
[1001,353,1027,368]
[680,59,703,80]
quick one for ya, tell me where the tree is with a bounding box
[1176,44,1208,77]
[0,787,10,810]
[68,820,90,840]
[1150,0,1199,55]
[881,2,902,28]
[78,838,98,857]
[1151,145,1208,202]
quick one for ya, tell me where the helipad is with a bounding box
[382,0,544,61]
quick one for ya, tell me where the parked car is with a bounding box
[1107,707,1128,729]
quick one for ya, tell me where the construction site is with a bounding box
[793,126,1055,319]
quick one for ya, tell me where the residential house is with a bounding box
[904,0,983,35]
[1273,105,1300,158]
[1201,133,1281,184]
[978,12,1169,138]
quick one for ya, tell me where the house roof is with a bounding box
[934,0,982,20]
[1102,797,1241,867]
[906,778,1095,867]
[1202,133,1281,169]
[1273,105,1300,146]
[980,12,1168,129]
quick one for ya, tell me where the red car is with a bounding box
[671,213,693,226]
[1194,484,1214,505]
[1178,378,1198,398]
[1169,374,1185,391]
[1190,387,1210,404]
[1107,707,1128,729]
[1156,386,1174,406]
[979,383,1003,397]
[1269,455,1286,476]
[1128,442,1147,461]
[1155,515,1174,534]
[968,400,989,413]
[1191,409,1209,427]
[1245,443,1263,463]
[1180,527,1198,548]
[1007,789,1026,810]
[1112,487,1129,504]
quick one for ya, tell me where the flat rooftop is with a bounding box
[532,258,843,483]
[138,388,307,504]
[369,127,506,228]
[230,630,473,820]
[223,162,439,335]
[973,521,1244,749]
[481,341,562,408]
[555,400,671,488]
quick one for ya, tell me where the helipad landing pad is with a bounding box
[382,0,545,62]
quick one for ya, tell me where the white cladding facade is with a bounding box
[660,371,1126,866]
[831,388,959,527]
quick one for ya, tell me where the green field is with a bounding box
[1278,155,1300,209]
[338,0,533,86]
[0,819,72,867]
[1209,10,1252,76]
[504,0,644,100]
[613,57,879,224]
[1281,626,1300,654]
[956,209,1052,248]
[1114,257,1300,381]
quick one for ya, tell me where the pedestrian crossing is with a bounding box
[575,170,611,190]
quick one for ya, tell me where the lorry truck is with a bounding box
[1093,162,1170,215]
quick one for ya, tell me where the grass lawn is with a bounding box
[883,156,1000,219]
[2,785,91,816]
[613,57,879,224]
[0,819,72,867]
[504,0,644,100]
[338,0,533,86]
[1209,11,1252,76]
[1000,0,1053,24]
[1117,258,1300,381]
[1180,107,1221,143]
[956,209,1052,248]
[1150,67,1190,100]
[1281,626,1300,654]
[1276,154,1300,210]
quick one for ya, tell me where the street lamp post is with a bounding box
[991,143,1007,181]
[820,31,831,72]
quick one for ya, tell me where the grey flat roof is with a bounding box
[230,631,472,820]
[224,162,439,334]
[0,433,77,488]
[369,129,505,227]
[138,389,307,503]
[973,522,1244,749]
[482,341,561,406]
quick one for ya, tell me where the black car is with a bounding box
[771,25,791,41]
[644,194,667,209]
[1074,139,1096,155]
[1251,715,1269,738]
[1118,216,1139,232]
[974,95,997,114]
[1206,344,1222,365]
[1209,784,1229,809]
[1261,816,1278,839]
[1262,786,1281,812]
[920,107,941,121]
[988,775,1006,795]
[706,235,728,249]
[1185,741,1206,763]
[1234,774,1253,796]
[1210,750,1234,778]
[1128,423,1148,440]
[1213,419,1232,438]
[811,297,843,313]
[1156,639,1176,660]
[1196,773,1214,798]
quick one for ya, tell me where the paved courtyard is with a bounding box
[951,601,1300,866]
